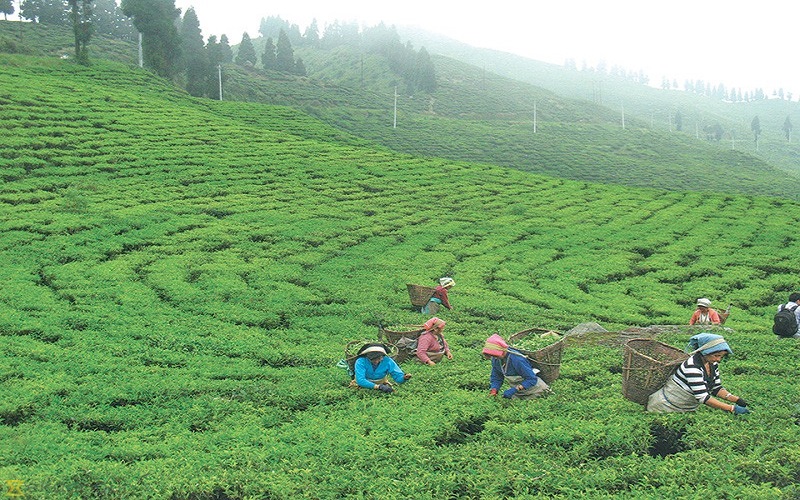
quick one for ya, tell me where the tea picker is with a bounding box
[645,333,750,415]
[344,342,412,393]
[482,333,551,399]
[688,298,723,326]
[408,277,455,314]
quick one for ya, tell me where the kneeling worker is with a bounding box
[351,343,411,393]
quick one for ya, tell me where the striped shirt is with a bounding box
[672,352,722,403]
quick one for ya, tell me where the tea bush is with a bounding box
[1,53,799,498]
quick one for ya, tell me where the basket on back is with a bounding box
[378,325,424,362]
[344,340,399,375]
[508,328,565,385]
[406,284,436,307]
[622,338,687,405]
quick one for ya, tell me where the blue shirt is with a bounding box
[490,349,539,390]
[354,356,406,389]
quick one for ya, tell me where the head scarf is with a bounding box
[687,333,732,355]
[482,333,508,357]
[423,317,446,332]
[696,298,712,308]
[439,277,455,288]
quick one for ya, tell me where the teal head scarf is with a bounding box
[687,333,732,355]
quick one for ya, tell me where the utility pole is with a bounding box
[621,102,625,130]
[138,32,143,68]
[533,101,537,133]
[218,64,223,101]
[393,86,397,129]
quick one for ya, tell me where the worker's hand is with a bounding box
[503,387,517,399]
[446,352,453,360]
[489,388,498,396]
[732,404,749,415]
[377,384,393,393]
[403,373,412,380]
[735,397,748,407]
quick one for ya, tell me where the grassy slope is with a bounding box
[3,20,799,200]
[399,26,800,175]
[1,53,799,499]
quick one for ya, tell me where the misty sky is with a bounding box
[173,0,800,97]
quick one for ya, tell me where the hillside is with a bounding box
[1,52,800,498]
[399,26,800,175]
[4,20,798,200]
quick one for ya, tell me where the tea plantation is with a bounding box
[1,53,799,499]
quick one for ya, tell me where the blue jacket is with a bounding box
[490,349,539,391]
[354,356,406,389]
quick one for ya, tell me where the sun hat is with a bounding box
[696,298,712,308]
[482,333,508,357]
[357,344,388,358]
[439,277,455,287]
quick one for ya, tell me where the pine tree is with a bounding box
[218,34,233,63]
[275,29,294,73]
[67,0,92,64]
[303,19,319,47]
[783,116,793,142]
[261,37,276,71]
[121,0,182,78]
[180,7,209,97]
[413,46,436,92]
[751,116,761,149]
[234,32,256,66]
[294,57,306,77]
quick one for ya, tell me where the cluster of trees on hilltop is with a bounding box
[255,15,436,93]
[7,0,437,98]
[15,0,135,40]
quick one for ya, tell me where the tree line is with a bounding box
[4,0,436,98]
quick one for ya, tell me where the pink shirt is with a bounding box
[415,331,450,363]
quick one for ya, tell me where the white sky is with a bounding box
[173,0,800,97]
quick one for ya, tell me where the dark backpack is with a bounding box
[773,304,799,337]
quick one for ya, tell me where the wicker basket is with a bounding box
[406,284,436,307]
[622,338,688,405]
[344,340,399,374]
[508,328,565,385]
[378,325,424,362]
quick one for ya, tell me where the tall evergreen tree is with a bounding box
[303,18,319,47]
[218,34,233,63]
[261,37,276,70]
[413,46,436,92]
[67,0,92,65]
[783,116,793,142]
[294,57,306,77]
[234,32,256,66]
[205,35,226,99]
[121,0,182,78]
[275,29,294,73]
[180,7,208,97]
[751,115,761,149]
[0,0,14,20]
